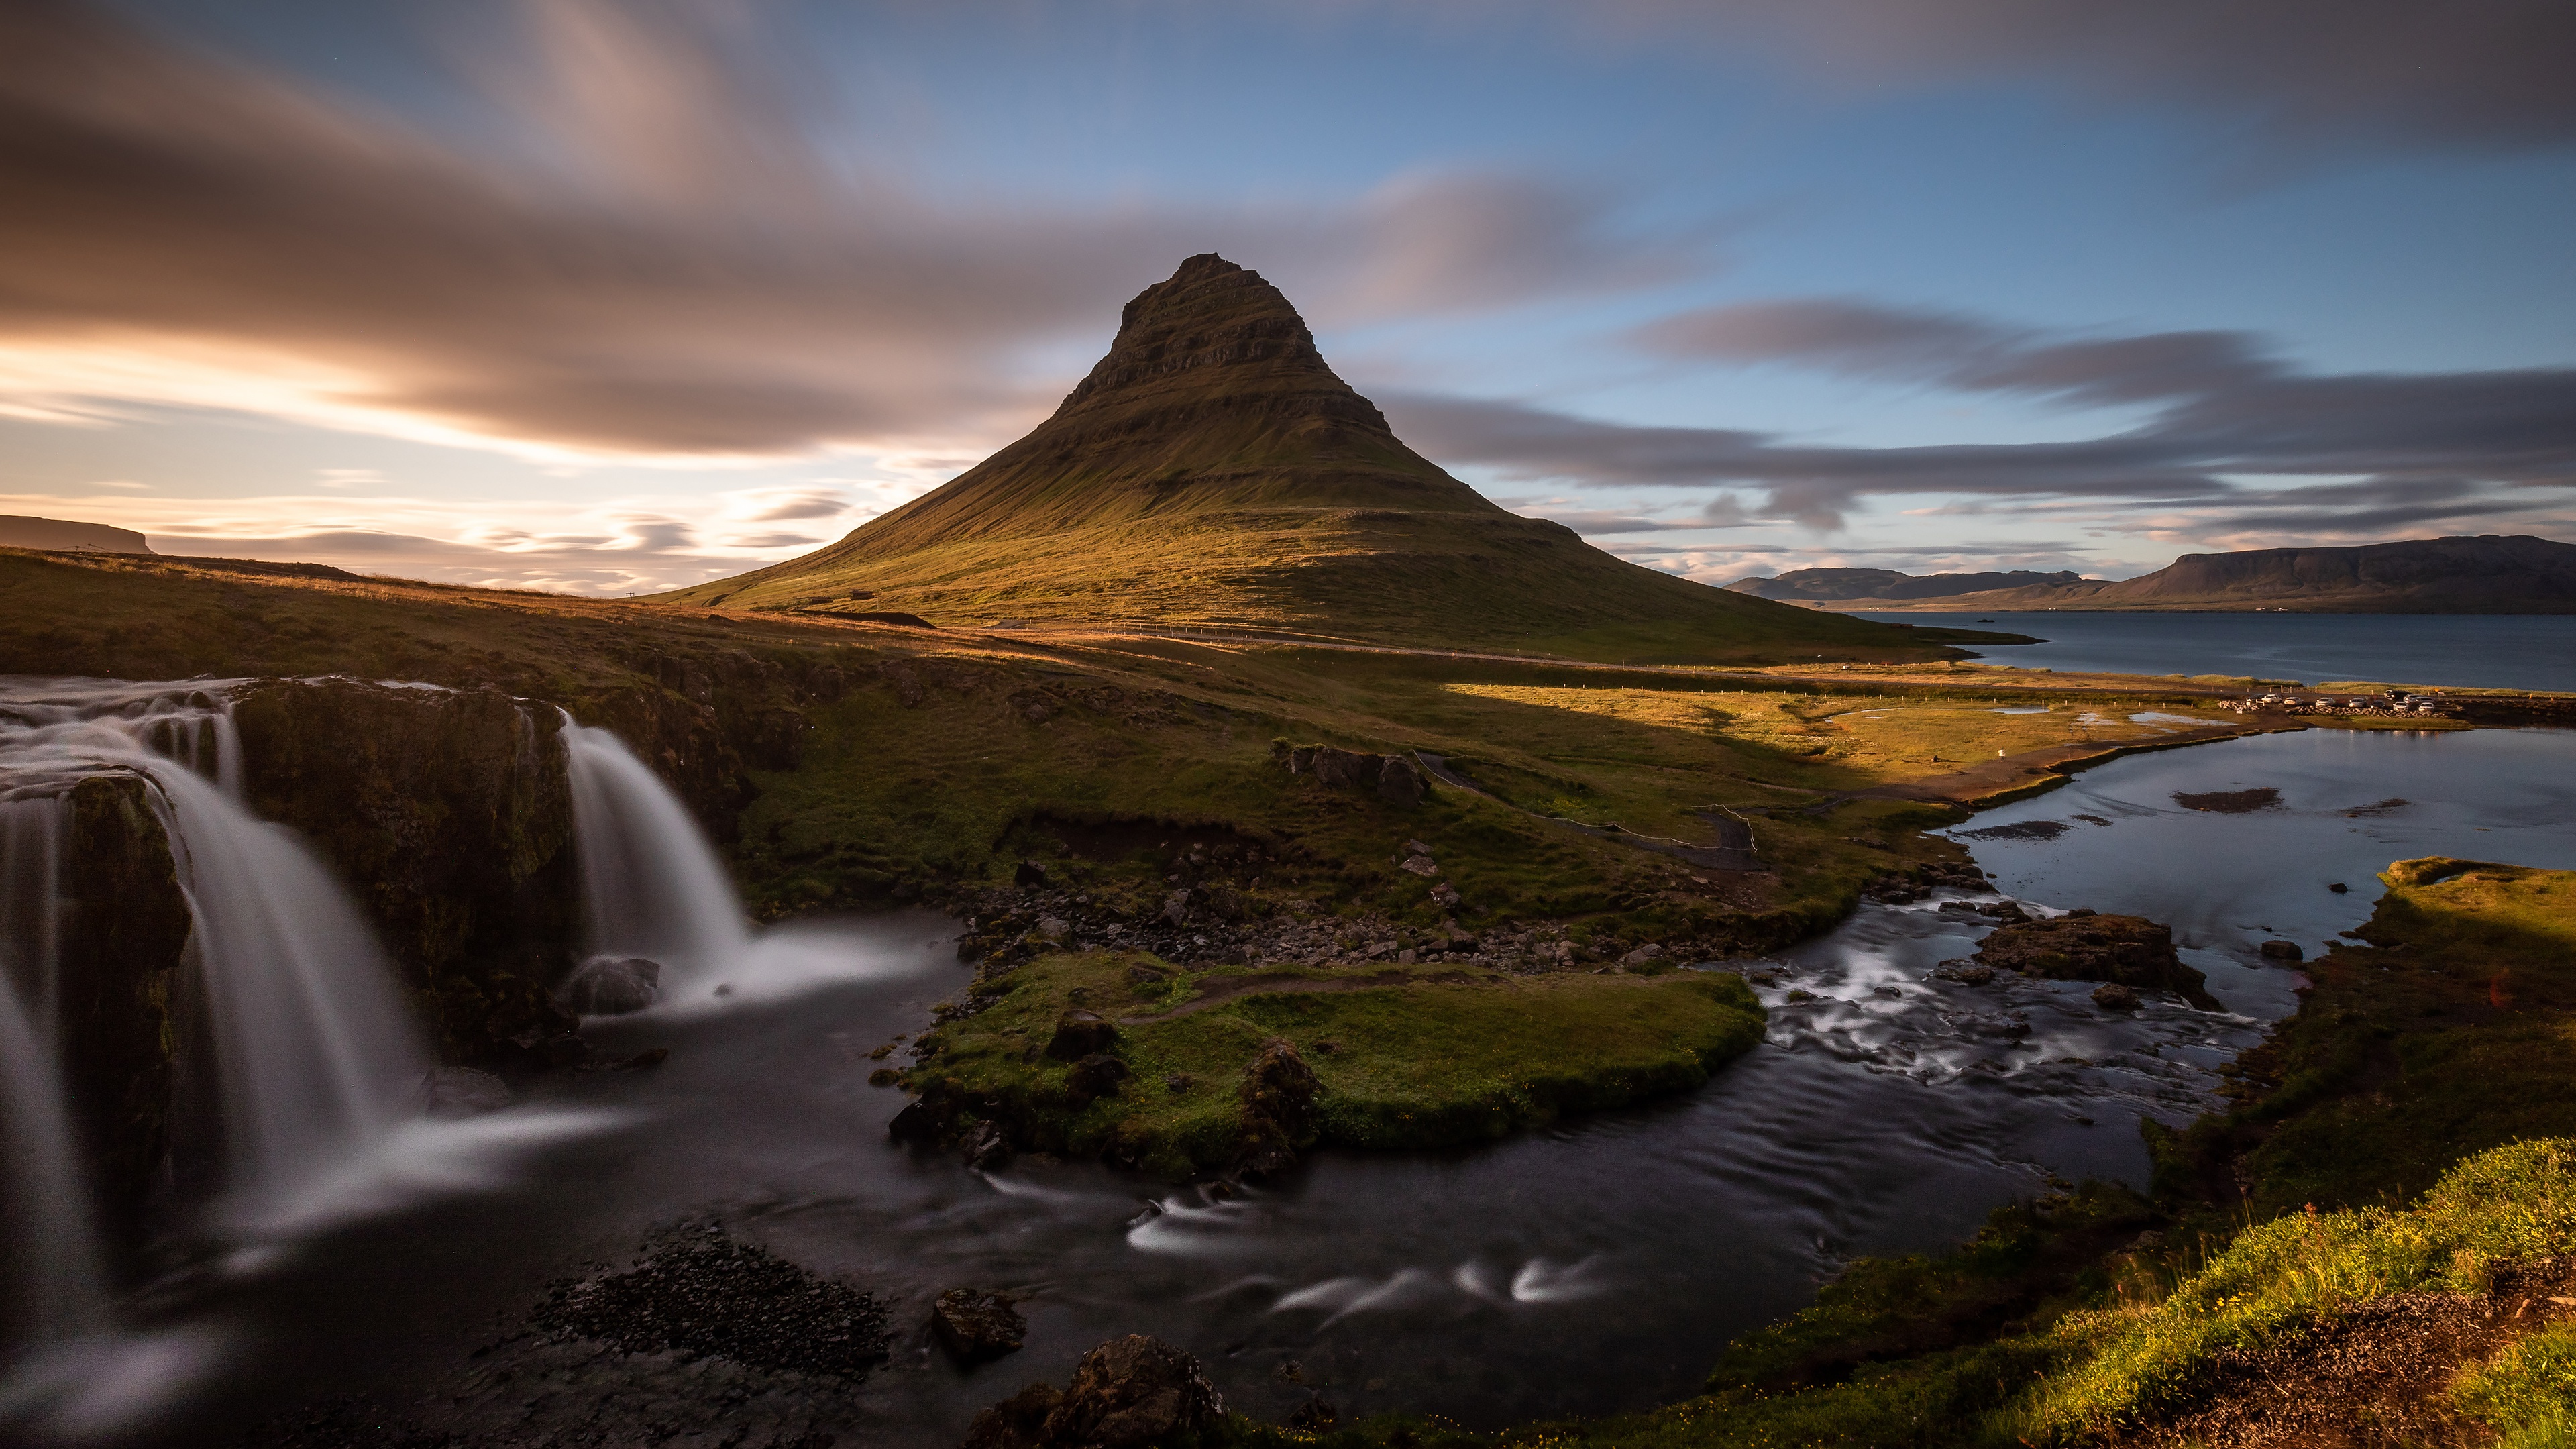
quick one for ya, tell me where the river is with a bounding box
[1854,610,2576,693]
[31,724,2567,1446]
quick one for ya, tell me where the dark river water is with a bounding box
[1855,610,2576,693]
[46,727,2576,1446]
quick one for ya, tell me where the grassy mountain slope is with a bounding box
[661,255,1945,664]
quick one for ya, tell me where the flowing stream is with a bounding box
[8,679,2576,1444]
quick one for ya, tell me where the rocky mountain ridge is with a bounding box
[1760,535,2576,614]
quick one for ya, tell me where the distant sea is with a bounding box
[1856,611,2576,693]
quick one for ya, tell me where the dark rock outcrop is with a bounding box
[564,956,661,1015]
[232,678,579,1059]
[963,1334,1224,1449]
[1238,1038,1320,1174]
[1048,1009,1120,1060]
[933,1289,1028,1364]
[53,772,193,1242]
[1283,743,1427,808]
[1066,1053,1130,1106]
[1974,913,2220,1010]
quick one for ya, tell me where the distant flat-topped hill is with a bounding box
[1766,536,2576,614]
[661,255,1957,664]
[0,515,152,555]
[1729,567,2085,604]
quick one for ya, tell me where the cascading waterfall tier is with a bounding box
[561,721,749,993]
[0,678,430,1240]
[0,794,109,1365]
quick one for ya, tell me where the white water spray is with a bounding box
[561,722,749,990]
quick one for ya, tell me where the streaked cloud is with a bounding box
[0,1,1703,461]
[1545,0,2576,158]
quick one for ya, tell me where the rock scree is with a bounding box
[532,1223,891,1381]
[962,1334,1225,1449]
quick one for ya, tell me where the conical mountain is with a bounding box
[668,255,1931,664]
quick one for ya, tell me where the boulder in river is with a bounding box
[1972,913,2220,1010]
[564,955,662,1015]
[2259,939,2305,962]
[933,1289,1027,1364]
[962,1334,1224,1449]
[2090,983,2141,1012]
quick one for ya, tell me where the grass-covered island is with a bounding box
[1106,859,2576,1449]
[896,950,1764,1175]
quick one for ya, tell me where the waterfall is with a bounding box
[0,679,429,1231]
[561,722,749,990]
[0,797,110,1364]
[152,765,431,1226]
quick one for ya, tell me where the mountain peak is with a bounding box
[1056,254,1373,428]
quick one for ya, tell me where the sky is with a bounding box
[3,0,2572,595]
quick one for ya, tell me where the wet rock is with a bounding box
[1065,1053,1130,1106]
[505,1029,592,1070]
[1048,1009,1120,1060]
[564,955,661,1015]
[2328,881,2351,893]
[934,1289,1028,1364]
[1973,914,2220,1010]
[889,1100,943,1144]
[1238,1038,1320,1173]
[1021,1336,1224,1449]
[419,1065,513,1118]
[2091,983,2142,1012]
[2259,939,2306,962]
[1977,900,2033,924]
[963,1383,1063,1449]
[605,1046,669,1072]
[1933,960,1996,985]
[963,1120,1013,1170]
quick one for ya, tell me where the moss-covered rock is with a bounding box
[1974,912,2219,1010]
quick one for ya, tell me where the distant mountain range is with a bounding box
[1729,536,2576,614]
[664,255,1965,664]
[1729,568,2084,604]
[0,515,151,555]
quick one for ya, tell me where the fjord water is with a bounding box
[1862,610,2576,692]
[68,725,2576,1444]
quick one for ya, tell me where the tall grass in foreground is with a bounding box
[2010,1137,2576,1439]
